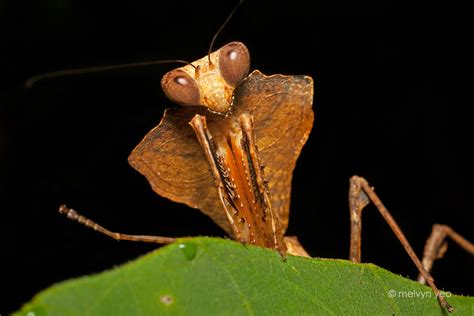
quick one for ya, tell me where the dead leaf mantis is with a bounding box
[26,1,473,312]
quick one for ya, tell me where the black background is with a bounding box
[1,0,472,313]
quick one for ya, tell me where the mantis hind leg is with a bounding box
[348,176,454,312]
[417,224,473,284]
[58,204,176,244]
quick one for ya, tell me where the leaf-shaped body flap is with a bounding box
[128,70,314,236]
[232,70,314,232]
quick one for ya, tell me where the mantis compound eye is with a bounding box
[218,41,250,87]
[161,69,200,106]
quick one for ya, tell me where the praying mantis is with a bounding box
[23,0,473,313]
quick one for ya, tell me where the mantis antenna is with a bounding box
[26,1,245,88]
[25,59,197,89]
[207,0,245,65]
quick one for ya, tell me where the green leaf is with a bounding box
[16,237,473,315]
